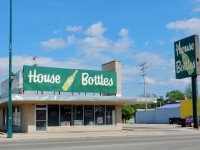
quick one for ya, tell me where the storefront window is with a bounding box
[60,105,71,126]
[73,105,83,126]
[48,105,59,126]
[84,105,94,126]
[2,109,6,126]
[13,108,20,127]
[106,106,116,125]
[95,105,105,125]
[36,110,46,120]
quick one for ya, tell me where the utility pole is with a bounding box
[140,62,147,110]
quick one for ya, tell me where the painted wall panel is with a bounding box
[135,111,155,124]
[180,100,200,118]
[135,108,180,124]
[155,108,180,124]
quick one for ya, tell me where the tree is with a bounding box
[166,90,184,102]
[131,104,145,110]
[156,96,167,107]
[185,83,192,99]
[122,106,134,123]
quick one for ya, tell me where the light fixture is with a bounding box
[10,72,15,81]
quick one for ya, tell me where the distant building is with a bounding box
[135,102,180,124]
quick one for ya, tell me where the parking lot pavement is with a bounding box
[122,123,200,131]
[0,123,200,140]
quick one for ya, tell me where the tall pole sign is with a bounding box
[174,35,200,129]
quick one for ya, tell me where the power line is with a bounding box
[145,83,176,90]
[147,62,172,69]
[122,84,140,91]
[122,82,140,84]
[146,84,170,94]
[123,84,141,96]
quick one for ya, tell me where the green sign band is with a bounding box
[23,65,117,94]
[174,35,200,79]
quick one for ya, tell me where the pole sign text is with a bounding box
[174,35,200,79]
[23,66,117,94]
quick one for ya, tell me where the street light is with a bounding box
[10,72,15,81]
[7,0,13,138]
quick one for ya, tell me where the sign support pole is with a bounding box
[192,75,199,129]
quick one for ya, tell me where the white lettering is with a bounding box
[88,77,94,85]
[108,78,113,86]
[104,78,108,86]
[50,75,55,83]
[176,60,195,74]
[55,75,60,83]
[37,74,43,83]
[81,73,114,86]
[27,70,61,84]
[82,73,89,86]
[176,41,194,56]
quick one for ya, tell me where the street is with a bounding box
[0,133,200,150]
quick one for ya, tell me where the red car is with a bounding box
[180,116,200,127]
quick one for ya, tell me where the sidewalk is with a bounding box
[0,124,199,140]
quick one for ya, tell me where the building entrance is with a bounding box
[36,105,47,131]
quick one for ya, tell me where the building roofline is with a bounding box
[101,60,121,66]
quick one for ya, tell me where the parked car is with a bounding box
[179,116,200,127]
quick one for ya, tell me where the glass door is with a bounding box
[36,106,47,131]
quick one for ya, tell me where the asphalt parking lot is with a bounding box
[122,123,194,131]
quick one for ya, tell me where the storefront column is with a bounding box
[21,105,35,133]
[116,105,122,130]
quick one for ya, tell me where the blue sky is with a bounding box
[1,0,200,98]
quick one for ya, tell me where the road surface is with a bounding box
[0,133,200,150]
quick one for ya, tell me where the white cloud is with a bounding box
[193,0,200,12]
[168,78,191,85]
[112,37,133,54]
[111,28,133,54]
[53,29,62,34]
[166,18,200,35]
[81,37,110,51]
[170,69,175,74]
[41,35,76,50]
[169,59,175,67]
[84,22,107,38]
[194,7,200,12]
[156,39,165,45]
[66,26,82,32]
[119,28,129,37]
[41,38,67,50]
[144,77,155,84]
[134,52,167,66]
[79,24,134,60]
[122,65,140,75]
[78,22,111,61]
[67,35,75,45]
